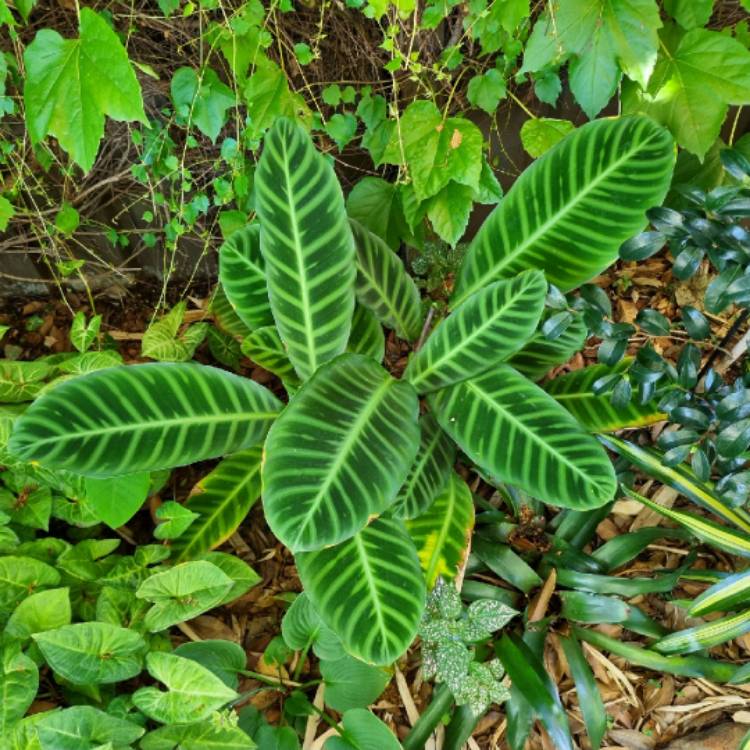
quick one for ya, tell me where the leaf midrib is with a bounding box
[455,127,663,305]
[289,376,393,549]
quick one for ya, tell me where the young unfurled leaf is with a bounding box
[33,621,147,684]
[136,560,234,631]
[23,8,146,172]
[133,652,238,724]
[281,592,345,661]
[70,312,101,353]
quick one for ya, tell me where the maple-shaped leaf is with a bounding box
[624,27,750,159]
[23,8,146,172]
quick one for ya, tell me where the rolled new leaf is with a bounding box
[296,516,425,665]
[8,363,281,477]
[429,364,617,509]
[262,353,420,552]
[405,270,547,393]
[218,223,273,330]
[255,117,356,380]
[452,116,675,305]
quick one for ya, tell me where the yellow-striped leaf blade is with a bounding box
[406,472,475,588]
[405,270,547,394]
[350,219,422,342]
[604,435,750,534]
[689,570,750,617]
[654,609,750,655]
[546,362,666,433]
[391,412,455,520]
[218,224,273,330]
[8,363,281,477]
[452,116,675,305]
[428,364,617,509]
[623,487,750,559]
[172,447,262,562]
[256,118,356,380]
[296,516,425,665]
[509,314,588,381]
[241,326,301,391]
[262,354,420,552]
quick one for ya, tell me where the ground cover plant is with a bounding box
[5,1,750,749]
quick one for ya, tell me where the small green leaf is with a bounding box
[171,67,235,143]
[33,621,147,684]
[136,560,234,631]
[133,652,238,724]
[281,592,345,661]
[520,117,575,158]
[320,654,390,712]
[154,501,199,540]
[467,69,507,114]
[0,196,15,231]
[84,471,151,528]
[325,708,402,750]
[173,639,247,689]
[54,203,79,235]
[69,312,101,353]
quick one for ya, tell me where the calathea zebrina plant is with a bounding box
[8,114,674,667]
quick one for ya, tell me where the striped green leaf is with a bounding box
[210,284,251,338]
[8,363,281,477]
[429,365,617,509]
[391,412,455,520]
[296,516,425,665]
[546,362,666,433]
[452,116,675,305]
[172,447,262,562]
[218,223,273,330]
[405,270,547,393]
[350,218,422,342]
[256,118,356,380]
[622,487,750,559]
[347,305,385,363]
[241,326,301,391]
[406,472,474,588]
[654,609,750,655]
[603,435,750,534]
[689,570,750,617]
[509,314,588,381]
[262,354,420,552]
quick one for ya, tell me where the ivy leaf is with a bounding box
[325,113,358,151]
[664,0,714,29]
[467,69,507,114]
[426,181,474,246]
[23,8,146,172]
[520,118,575,158]
[171,67,235,143]
[133,652,238,724]
[624,28,750,158]
[381,101,483,201]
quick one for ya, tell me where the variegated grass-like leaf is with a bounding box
[350,218,422,342]
[689,570,750,617]
[262,354,420,552]
[654,609,750,655]
[546,362,666,432]
[405,270,546,393]
[391,412,455,520]
[406,472,475,588]
[256,117,356,380]
[429,365,617,509]
[296,516,425,665]
[453,116,675,305]
[218,223,274,330]
[9,363,281,477]
[172,447,262,562]
[604,435,750,534]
